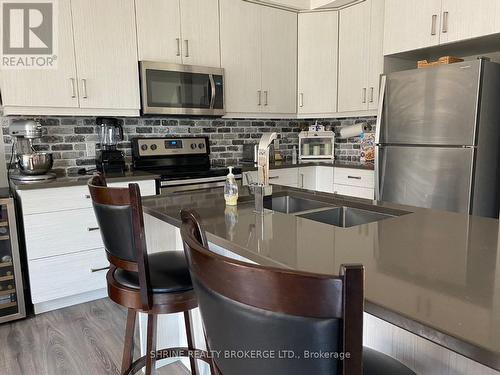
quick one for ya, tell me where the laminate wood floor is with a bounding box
[0,298,190,375]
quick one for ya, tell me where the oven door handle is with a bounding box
[160,175,242,187]
[209,75,216,109]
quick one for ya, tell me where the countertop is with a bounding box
[142,185,500,371]
[241,160,375,172]
[11,171,159,190]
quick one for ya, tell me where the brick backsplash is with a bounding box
[0,112,376,176]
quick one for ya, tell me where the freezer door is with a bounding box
[378,60,481,146]
[377,146,474,214]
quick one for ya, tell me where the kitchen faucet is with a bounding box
[250,132,277,214]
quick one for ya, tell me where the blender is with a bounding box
[95,117,126,175]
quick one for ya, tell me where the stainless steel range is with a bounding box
[131,137,242,195]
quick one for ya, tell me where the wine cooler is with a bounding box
[0,196,25,323]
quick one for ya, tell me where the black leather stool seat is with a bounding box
[364,347,416,375]
[113,252,193,293]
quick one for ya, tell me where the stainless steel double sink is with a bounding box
[263,195,404,228]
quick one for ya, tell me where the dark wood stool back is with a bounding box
[88,175,208,375]
[180,209,364,375]
[88,174,153,311]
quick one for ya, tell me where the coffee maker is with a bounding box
[95,117,126,174]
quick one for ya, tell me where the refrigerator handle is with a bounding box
[375,75,386,146]
[375,145,381,201]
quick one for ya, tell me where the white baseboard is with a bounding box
[33,288,108,314]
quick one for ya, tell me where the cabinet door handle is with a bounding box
[300,173,304,188]
[442,11,449,33]
[258,90,262,106]
[299,93,304,108]
[362,88,367,103]
[264,90,268,106]
[348,175,362,180]
[81,79,88,99]
[176,38,181,56]
[184,40,190,57]
[84,194,91,199]
[90,266,109,273]
[369,87,374,103]
[431,14,437,35]
[69,78,77,98]
[87,226,100,232]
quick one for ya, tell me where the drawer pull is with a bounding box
[347,176,362,180]
[269,176,280,180]
[87,227,100,232]
[90,266,109,273]
[84,194,91,199]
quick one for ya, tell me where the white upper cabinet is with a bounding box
[439,0,500,44]
[338,0,384,113]
[220,0,297,115]
[71,0,140,111]
[1,0,140,116]
[220,0,262,114]
[338,1,370,113]
[135,0,182,63]
[384,0,500,55]
[367,0,385,111]
[180,0,221,67]
[384,0,442,55]
[298,11,339,115]
[0,0,79,111]
[261,6,297,114]
[136,0,221,67]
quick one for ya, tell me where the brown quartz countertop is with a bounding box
[240,160,375,172]
[11,171,159,190]
[142,185,500,371]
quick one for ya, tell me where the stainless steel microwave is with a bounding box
[139,61,224,116]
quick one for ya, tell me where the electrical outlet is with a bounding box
[86,143,96,158]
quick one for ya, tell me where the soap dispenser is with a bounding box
[224,166,239,206]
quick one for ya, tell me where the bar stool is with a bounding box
[180,209,416,375]
[88,174,210,375]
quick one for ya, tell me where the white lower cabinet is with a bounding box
[244,166,374,199]
[333,183,375,200]
[315,166,335,193]
[29,248,109,306]
[333,167,375,199]
[269,169,299,187]
[17,178,157,313]
[297,167,316,190]
[243,169,299,188]
[24,208,102,260]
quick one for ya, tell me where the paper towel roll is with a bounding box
[338,123,368,139]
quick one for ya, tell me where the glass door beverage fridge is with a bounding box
[0,194,26,323]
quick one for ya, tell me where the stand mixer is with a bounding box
[8,120,56,182]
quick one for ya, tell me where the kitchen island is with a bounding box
[140,185,500,375]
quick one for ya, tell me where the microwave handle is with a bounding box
[209,74,216,109]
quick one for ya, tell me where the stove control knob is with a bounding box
[141,144,148,151]
[191,143,197,149]
[198,143,205,149]
[150,144,158,151]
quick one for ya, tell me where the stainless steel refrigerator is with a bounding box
[375,59,500,218]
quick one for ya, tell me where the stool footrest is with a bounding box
[125,347,212,375]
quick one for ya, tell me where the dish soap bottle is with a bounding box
[224,166,239,206]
